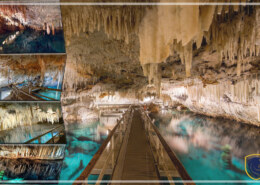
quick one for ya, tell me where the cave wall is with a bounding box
[0,103,62,131]
[162,75,260,126]
[0,2,63,34]
[0,145,65,159]
[60,2,260,126]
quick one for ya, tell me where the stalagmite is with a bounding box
[46,23,50,35]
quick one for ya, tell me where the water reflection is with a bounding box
[0,124,62,143]
[0,30,65,54]
[150,109,260,184]
[0,158,63,181]
[59,114,119,183]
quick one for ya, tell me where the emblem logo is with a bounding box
[245,154,260,180]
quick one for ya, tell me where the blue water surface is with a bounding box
[150,109,260,185]
[0,30,65,54]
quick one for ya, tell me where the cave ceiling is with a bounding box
[61,1,260,94]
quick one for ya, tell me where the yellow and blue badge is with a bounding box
[245,154,260,180]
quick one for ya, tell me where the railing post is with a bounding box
[38,138,41,144]
[120,121,123,141]
[156,137,160,166]
[112,134,115,168]
[51,131,54,143]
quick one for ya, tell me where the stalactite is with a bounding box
[0,55,65,89]
[0,3,62,33]
[138,1,216,77]
[62,0,257,93]
[0,104,61,131]
[162,74,260,125]
[62,5,146,45]
[0,145,65,159]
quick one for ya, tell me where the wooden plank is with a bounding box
[12,86,45,101]
[110,112,132,181]
[111,110,160,184]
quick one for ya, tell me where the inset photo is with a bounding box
[0,145,65,181]
[0,0,65,54]
[0,55,66,101]
[0,102,66,144]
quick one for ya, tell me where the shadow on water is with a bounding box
[0,29,65,54]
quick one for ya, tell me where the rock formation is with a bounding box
[0,103,62,131]
[60,0,260,126]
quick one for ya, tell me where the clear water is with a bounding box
[150,109,260,185]
[35,83,62,100]
[0,78,63,100]
[36,90,61,101]
[29,131,59,144]
[0,29,65,54]
[0,124,63,144]
[1,109,259,185]
[59,119,114,184]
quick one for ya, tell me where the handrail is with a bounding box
[73,117,123,185]
[142,108,195,185]
[11,85,45,101]
[25,125,64,144]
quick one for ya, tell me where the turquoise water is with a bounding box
[36,84,62,100]
[29,131,59,144]
[150,109,260,185]
[1,109,259,185]
[59,120,114,184]
[0,124,63,144]
[0,79,62,100]
[36,90,61,101]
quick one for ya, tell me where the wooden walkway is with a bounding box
[3,84,60,101]
[74,106,195,185]
[25,125,65,144]
[112,110,159,183]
